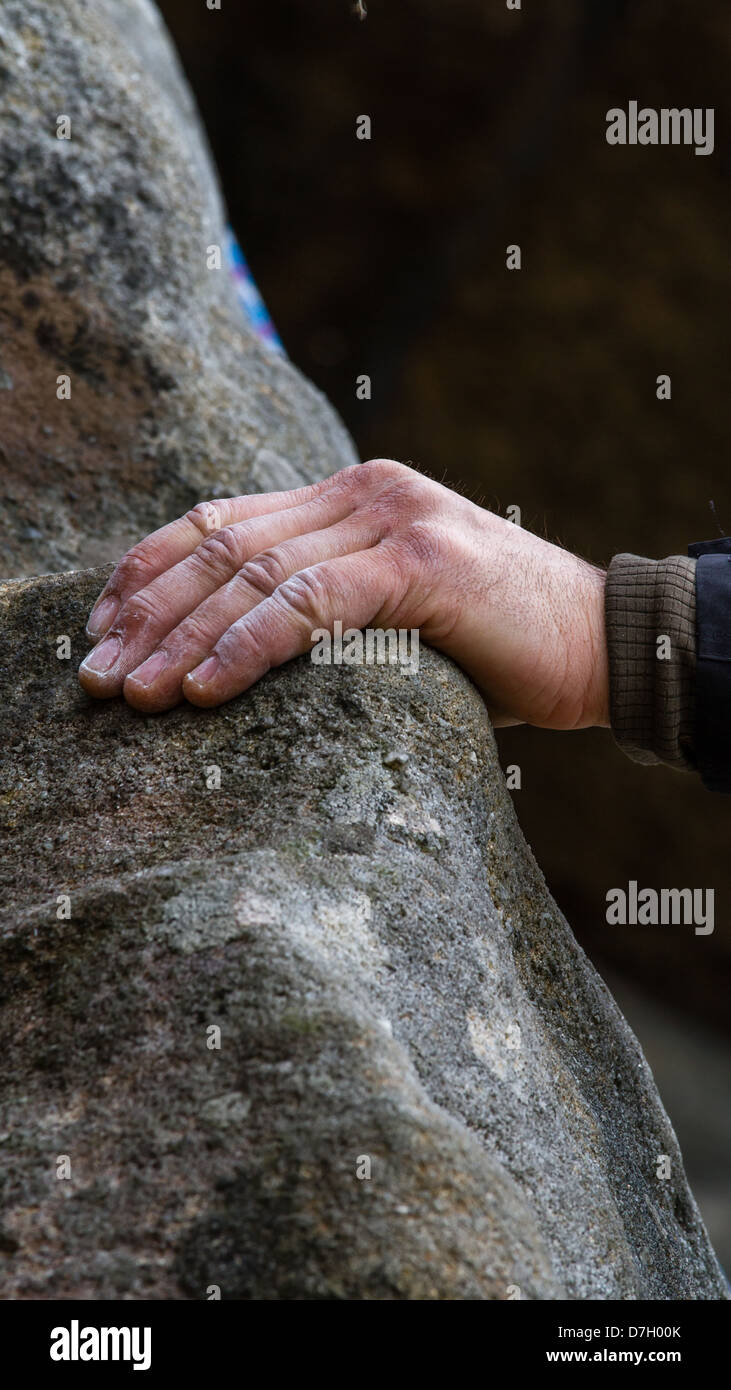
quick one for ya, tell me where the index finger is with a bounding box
[85,477,333,640]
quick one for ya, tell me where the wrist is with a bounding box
[582,564,610,728]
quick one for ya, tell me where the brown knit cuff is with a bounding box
[605,553,697,771]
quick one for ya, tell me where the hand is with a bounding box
[78,458,610,730]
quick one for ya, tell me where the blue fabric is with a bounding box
[225,227,286,356]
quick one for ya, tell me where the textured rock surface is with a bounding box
[0,567,726,1300]
[0,0,356,582]
[0,0,726,1300]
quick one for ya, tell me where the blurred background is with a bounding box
[158,0,730,1267]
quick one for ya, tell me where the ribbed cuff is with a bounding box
[605,553,697,771]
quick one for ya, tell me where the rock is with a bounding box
[604,970,731,1276]
[0,0,356,582]
[0,566,725,1301]
[0,0,726,1300]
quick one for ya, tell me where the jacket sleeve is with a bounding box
[604,553,696,772]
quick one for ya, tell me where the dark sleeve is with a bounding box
[604,553,696,772]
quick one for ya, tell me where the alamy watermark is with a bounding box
[311,621,419,673]
[606,881,714,935]
[606,102,714,157]
[50,1321,151,1371]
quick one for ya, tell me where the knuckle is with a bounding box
[275,567,329,627]
[332,457,404,498]
[219,614,269,668]
[365,476,425,533]
[174,608,215,649]
[359,457,404,482]
[192,526,242,577]
[115,543,162,590]
[117,586,163,630]
[237,549,288,599]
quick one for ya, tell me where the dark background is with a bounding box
[158,0,730,1264]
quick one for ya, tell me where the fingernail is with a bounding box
[187,655,220,685]
[86,595,119,640]
[127,650,168,687]
[80,635,121,674]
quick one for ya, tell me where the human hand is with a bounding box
[78,458,609,730]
